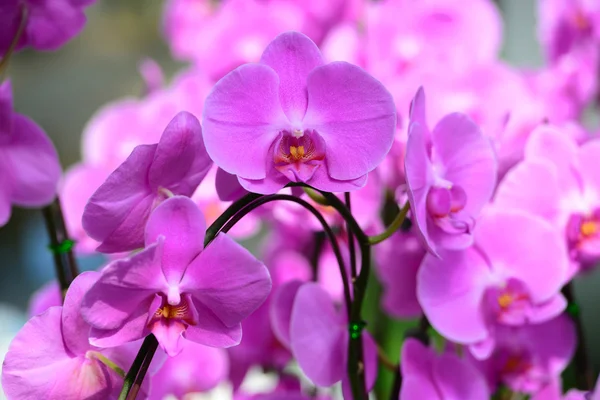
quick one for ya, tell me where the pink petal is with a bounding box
[145,196,206,285]
[400,339,440,400]
[303,61,396,181]
[202,63,289,180]
[148,111,211,194]
[216,167,247,201]
[61,271,99,355]
[184,299,242,348]
[81,244,165,331]
[0,80,13,134]
[305,164,368,192]
[4,114,61,206]
[475,210,568,303]
[290,283,347,386]
[417,249,491,344]
[180,233,271,327]
[405,122,436,255]
[238,173,290,195]
[434,352,490,399]
[1,308,76,400]
[578,139,600,196]
[431,113,497,216]
[260,32,324,122]
[493,160,561,222]
[82,144,157,253]
[28,280,61,317]
[409,87,427,128]
[152,319,187,356]
[270,280,304,349]
[524,125,578,176]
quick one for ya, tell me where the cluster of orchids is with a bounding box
[2,0,600,399]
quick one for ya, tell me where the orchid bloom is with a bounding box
[0,80,61,227]
[417,209,569,359]
[405,87,497,255]
[471,314,575,395]
[270,282,378,396]
[202,31,396,194]
[0,0,96,56]
[495,125,600,272]
[2,272,142,399]
[400,338,490,400]
[82,111,212,253]
[81,196,272,356]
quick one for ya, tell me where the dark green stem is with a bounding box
[203,192,262,247]
[41,197,79,298]
[119,334,159,400]
[345,192,358,280]
[563,283,594,390]
[219,193,353,318]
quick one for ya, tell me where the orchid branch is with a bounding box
[41,197,79,299]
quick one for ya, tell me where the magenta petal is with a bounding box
[409,87,427,127]
[270,280,304,349]
[303,61,396,180]
[1,308,75,400]
[4,114,60,206]
[202,63,289,180]
[181,233,271,327]
[61,271,99,355]
[305,164,368,192]
[81,244,165,331]
[238,173,289,195]
[405,122,436,255]
[82,144,157,252]
[0,80,13,134]
[152,319,187,356]
[290,283,346,386]
[493,160,561,221]
[148,111,211,194]
[145,196,206,285]
[528,294,568,324]
[400,339,439,400]
[431,113,497,216]
[434,351,490,399]
[578,140,600,195]
[216,167,247,201]
[524,125,578,174]
[417,249,491,344]
[28,280,61,317]
[184,299,242,348]
[260,32,324,122]
[475,210,568,302]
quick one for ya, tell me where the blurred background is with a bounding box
[1,0,599,384]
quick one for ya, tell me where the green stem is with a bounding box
[203,192,262,247]
[0,4,27,79]
[368,202,410,245]
[219,193,353,318]
[119,335,158,400]
[42,197,80,299]
[345,192,358,280]
[88,351,125,378]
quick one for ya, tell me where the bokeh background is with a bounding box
[1,0,599,391]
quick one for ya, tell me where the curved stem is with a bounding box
[203,192,262,247]
[119,334,158,400]
[0,4,27,79]
[220,193,353,318]
[368,202,410,245]
[345,192,358,280]
[42,197,79,299]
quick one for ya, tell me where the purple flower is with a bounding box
[82,111,212,253]
[471,315,575,394]
[400,338,490,400]
[405,87,497,255]
[374,230,426,319]
[202,31,396,194]
[148,340,229,399]
[272,282,377,395]
[417,209,569,359]
[2,272,142,399]
[0,80,61,226]
[81,196,272,356]
[495,125,600,272]
[0,0,96,56]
